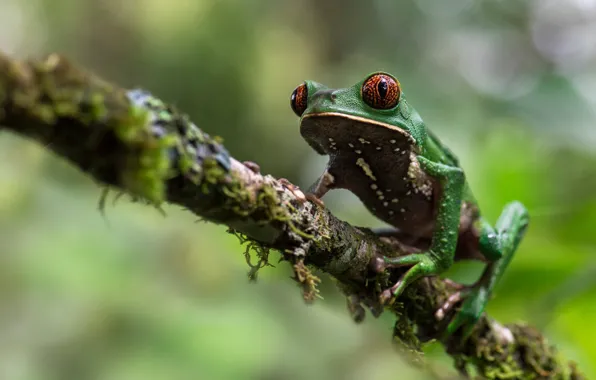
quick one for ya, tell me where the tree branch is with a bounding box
[0,51,584,379]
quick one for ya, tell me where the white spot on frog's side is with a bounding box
[356,158,377,181]
[394,148,400,152]
[400,208,406,213]
[389,210,394,215]
[355,150,362,154]
[358,138,371,144]
[328,138,334,142]
[392,198,399,203]
[371,184,378,189]
[378,195,385,201]
[390,139,396,144]
[383,201,389,207]
[376,146,382,150]
[376,190,383,196]
[407,152,433,199]
[348,143,354,148]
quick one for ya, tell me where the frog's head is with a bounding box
[291,72,425,155]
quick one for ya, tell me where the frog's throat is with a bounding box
[302,112,413,139]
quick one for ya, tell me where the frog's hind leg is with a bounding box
[438,201,529,340]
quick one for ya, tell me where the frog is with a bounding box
[289,72,530,339]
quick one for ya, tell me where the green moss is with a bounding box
[450,323,580,379]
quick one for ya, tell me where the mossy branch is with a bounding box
[0,51,584,379]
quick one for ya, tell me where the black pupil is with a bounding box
[291,89,298,112]
[377,78,388,98]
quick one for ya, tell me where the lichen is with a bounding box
[292,258,322,303]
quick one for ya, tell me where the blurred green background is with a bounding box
[1,0,596,379]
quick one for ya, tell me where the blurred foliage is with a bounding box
[1,0,596,378]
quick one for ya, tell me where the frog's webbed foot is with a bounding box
[435,281,488,340]
[442,278,467,291]
[243,160,261,174]
[278,169,335,208]
[277,178,322,206]
[244,161,323,206]
[374,253,444,306]
[304,193,325,207]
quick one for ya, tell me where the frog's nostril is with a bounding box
[330,92,338,101]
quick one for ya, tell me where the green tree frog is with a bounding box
[290,72,530,339]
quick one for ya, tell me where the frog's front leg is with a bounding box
[377,156,465,305]
[438,201,529,340]
[304,170,335,207]
[278,170,334,207]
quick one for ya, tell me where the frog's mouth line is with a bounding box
[302,112,413,139]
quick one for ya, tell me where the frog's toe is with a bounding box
[379,286,399,306]
[242,160,261,174]
[377,253,439,306]
[435,288,467,321]
[441,287,488,341]
[278,178,325,207]
[305,192,325,207]
[445,307,481,341]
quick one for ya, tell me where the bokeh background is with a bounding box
[1,0,596,379]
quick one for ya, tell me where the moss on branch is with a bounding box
[0,51,584,379]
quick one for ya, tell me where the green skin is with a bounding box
[291,72,530,340]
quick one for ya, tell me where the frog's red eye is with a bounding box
[361,74,401,110]
[291,83,308,117]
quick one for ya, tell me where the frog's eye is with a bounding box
[291,83,308,117]
[361,74,401,110]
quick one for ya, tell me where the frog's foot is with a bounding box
[243,160,261,174]
[305,193,325,207]
[442,278,467,291]
[436,282,489,341]
[278,178,325,207]
[375,253,443,306]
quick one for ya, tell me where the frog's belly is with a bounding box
[327,154,437,236]
[350,180,437,235]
